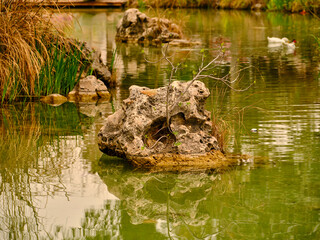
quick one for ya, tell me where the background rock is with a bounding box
[68,75,110,102]
[116,8,182,44]
[78,41,112,86]
[91,50,112,85]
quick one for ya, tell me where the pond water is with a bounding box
[1,9,320,240]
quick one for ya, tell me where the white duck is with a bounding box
[283,39,297,49]
[267,37,290,44]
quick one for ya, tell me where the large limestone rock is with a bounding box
[116,8,182,44]
[68,75,110,102]
[98,80,232,169]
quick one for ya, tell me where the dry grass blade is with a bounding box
[0,0,79,102]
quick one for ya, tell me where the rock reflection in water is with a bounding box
[92,155,238,239]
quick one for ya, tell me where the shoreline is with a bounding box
[126,0,320,14]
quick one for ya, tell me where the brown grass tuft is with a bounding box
[0,0,74,101]
[211,113,230,154]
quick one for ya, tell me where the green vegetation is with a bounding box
[129,0,217,8]
[0,1,89,104]
[36,42,87,97]
[219,0,257,9]
[137,0,146,9]
[266,0,318,12]
[313,35,320,50]
[129,0,320,12]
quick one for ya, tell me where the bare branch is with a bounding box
[143,44,256,151]
[149,135,168,149]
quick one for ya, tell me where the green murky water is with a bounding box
[0,9,319,239]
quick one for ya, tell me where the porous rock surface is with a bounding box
[98,80,230,169]
[116,8,182,44]
[68,75,110,102]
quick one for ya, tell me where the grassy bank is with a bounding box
[128,0,320,13]
[0,1,89,103]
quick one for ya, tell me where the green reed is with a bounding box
[1,42,88,103]
[267,0,292,10]
[110,47,118,74]
[36,42,88,97]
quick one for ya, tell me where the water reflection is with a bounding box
[97,157,230,239]
[49,155,319,239]
[68,9,123,65]
[68,9,320,104]
[0,8,319,240]
[0,103,115,239]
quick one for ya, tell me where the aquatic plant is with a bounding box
[110,48,118,74]
[312,35,320,49]
[0,0,88,103]
[210,88,232,153]
[36,41,88,96]
[138,0,146,9]
[108,47,119,87]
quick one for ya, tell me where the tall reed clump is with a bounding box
[36,41,88,97]
[210,87,246,154]
[210,89,231,154]
[0,0,88,103]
